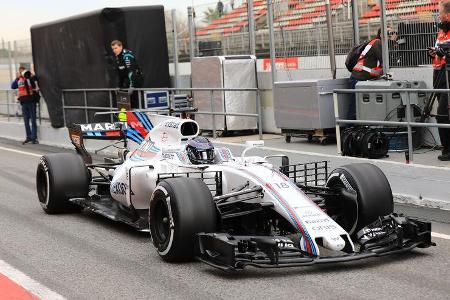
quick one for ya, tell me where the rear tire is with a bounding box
[326,163,393,235]
[149,178,216,262]
[36,153,89,214]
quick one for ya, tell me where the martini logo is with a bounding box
[80,123,121,132]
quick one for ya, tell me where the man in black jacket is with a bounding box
[111,40,144,109]
[111,40,143,89]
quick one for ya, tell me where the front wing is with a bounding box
[196,214,434,271]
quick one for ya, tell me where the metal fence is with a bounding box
[185,0,440,69]
[61,87,263,139]
[0,89,42,123]
[0,1,443,81]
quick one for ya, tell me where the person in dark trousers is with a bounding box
[11,67,39,144]
[428,0,450,161]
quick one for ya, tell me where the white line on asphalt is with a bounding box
[0,259,65,299]
[214,141,450,171]
[0,146,42,158]
[432,232,450,240]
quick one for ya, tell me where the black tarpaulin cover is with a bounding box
[31,6,170,128]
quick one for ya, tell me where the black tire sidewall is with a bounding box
[326,163,393,234]
[149,178,216,262]
[36,154,88,214]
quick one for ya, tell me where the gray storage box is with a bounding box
[274,79,351,130]
[356,80,427,122]
[191,56,257,132]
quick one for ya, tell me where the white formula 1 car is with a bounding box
[36,112,434,270]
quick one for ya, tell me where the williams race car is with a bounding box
[36,112,434,270]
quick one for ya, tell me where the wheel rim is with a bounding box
[153,198,171,245]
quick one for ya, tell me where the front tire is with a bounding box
[149,178,217,262]
[326,163,393,235]
[36,153,89,214]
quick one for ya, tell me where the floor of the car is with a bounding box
[70,196,149,230]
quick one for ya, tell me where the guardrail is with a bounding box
[333,88,450,163]
[0,89,42,124]
[62,87,263,140]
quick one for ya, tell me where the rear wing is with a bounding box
[68,111,155,163]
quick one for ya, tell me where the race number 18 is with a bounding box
[274,182,289,189]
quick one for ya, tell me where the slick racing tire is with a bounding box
[36,153,89,214]
[149,178,217,262]
[326,163,393,235]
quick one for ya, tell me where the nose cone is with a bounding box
[322,235,346,251]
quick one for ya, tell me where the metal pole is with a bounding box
[188,7,195,61]
[379,0,390,75]
[351,0,360,44]
[210,90,216,139]
[171,9,179,89]
[109,91,113,123]
[267,0,277,83]
[248,0,256,55]
[7,41,13,123]
[7,42,13,86]
[62,92,66,126]
[333,92,342,155]
[256,89,263,140]
[13,40,18,75]
[138,90,142,109]
[325,0,336,79]
[83,91,88,123]
[404,91,413,163]
[6,90,10,122]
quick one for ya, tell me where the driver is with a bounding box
[186,137,215,164]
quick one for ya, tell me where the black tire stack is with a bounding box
[341,126,389,159]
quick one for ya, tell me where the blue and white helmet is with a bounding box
[186,137,215,164]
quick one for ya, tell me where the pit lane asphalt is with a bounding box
[0,138,449,300]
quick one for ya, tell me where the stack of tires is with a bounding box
[341,126,389,159]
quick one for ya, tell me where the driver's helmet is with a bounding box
[186,137,215,164]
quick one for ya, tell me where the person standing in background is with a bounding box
[217,1,224,17]
[111,40,143,90]
[11,66,39,144]
[428,0,450,161]
[111,40,144,108]
[348,27,398,120]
